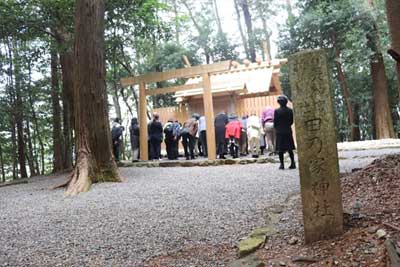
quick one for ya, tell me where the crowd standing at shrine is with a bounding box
[114,95,296,170]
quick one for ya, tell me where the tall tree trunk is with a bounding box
[181,0,211,63]
[240,0,256,62]
[11,117,17,179]
[369,50,395,139]
[5,39,18,180]
[212,0,223,34]
[332,33,360,141]
[385,0,400,96]
[353,103,361,140]
[59,51,74,170]
[0,142,5,182]
[27,61,40,175]
[25,120,37,177]
[261,17,272,61]
[112,47,124,159]
[64,0,120,196]
[112,86,122,120]
[56,28,75,170]
[233,0,249,59]
[27,76,45,175]
[13,42,28,178]
[286,0,294,19]
[51,50,64,172]
[367,0,395,139]
[173,0,180,45]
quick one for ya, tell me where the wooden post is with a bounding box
[202,73,216,160]
[183,55,191,67]
[139,82,148,161]
[289,49,343,243]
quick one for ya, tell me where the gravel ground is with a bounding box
[0,148,399,267]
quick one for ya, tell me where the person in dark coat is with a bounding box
[163,119,176,160]
[148,113,163,160]
[274,95,296,170]
[111,118,124,162]
[129,118,140,162]
[214,112,229,159]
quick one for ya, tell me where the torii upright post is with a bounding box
[139,82,148,161]
[202,73,217,160]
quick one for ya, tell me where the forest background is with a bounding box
[0,0,399,181]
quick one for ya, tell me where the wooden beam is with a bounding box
[183,55,191,67]
[139,82,149,161]
[145,82,203,96]
[120,61,231,87]
[202,73,217,160]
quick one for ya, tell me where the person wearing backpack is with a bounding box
[111,118,124,162]
[172,120,182,159]
[129,117,140,162]
[181,114,199,160]
[164,119,176,160]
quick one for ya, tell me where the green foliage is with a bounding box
[278,0,399,141]
[144,42,201,108]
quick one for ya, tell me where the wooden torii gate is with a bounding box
[120,61,232,161]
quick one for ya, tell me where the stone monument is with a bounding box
[289,49,343,243]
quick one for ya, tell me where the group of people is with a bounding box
[111,95,296,170]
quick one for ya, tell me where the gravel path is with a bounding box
[1,148,399,267]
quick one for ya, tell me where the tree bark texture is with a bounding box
[261,17,272,61]
[369,50,396,139]
[27,80,45,175]
[240,0,256,62]
[6,40,18,180]
[0,143,5,182]
[332,33,360,141]
[366,1,395,139]
[15,86,27,178]
[212,0,223,35]
[59,51,74,170]
[65,0,120,196]
[385,0,400,95]
[173,0,180,45]
[181,0,211,63]
[233,0,249,59]
[51,51,64,172]
[10,117,17,179]
[13,42,28,178]
[25,121,37,177]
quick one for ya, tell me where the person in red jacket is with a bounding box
[225,114,242,158]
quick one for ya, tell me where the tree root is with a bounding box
[52,151,121,196]
[64,154,92,196]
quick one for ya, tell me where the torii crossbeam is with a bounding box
[120,61,232,161]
